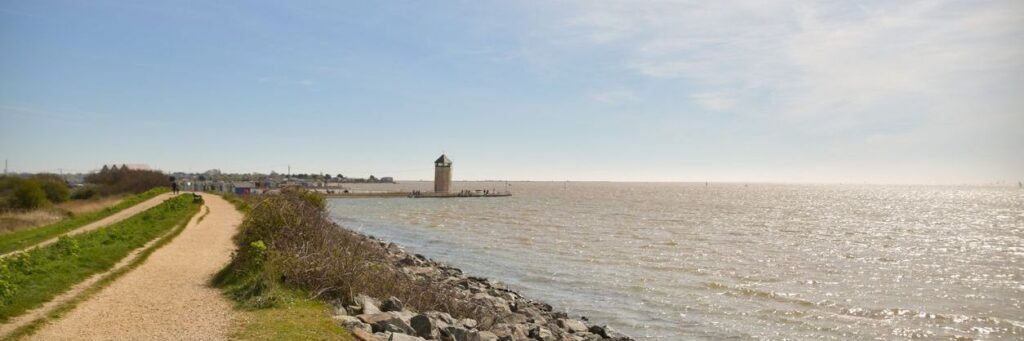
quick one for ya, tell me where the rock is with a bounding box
[357,294,381,314]
[425,311,456,326]
[381,296,404,312]
[334,315,372,333]
[411,314,439,340]
[490,323,531,341]
[442,326,481,341]
[360,313,415,335]
[557,319,588,334]
[383,332,429,341]
[358,313,394,325]
[519,307,547,325]
[459,318,478,330]
[351,328,382,341]
[529,326,555,341]
[477,331,498,341]
[587,325,625,339]
[334,302,349,316]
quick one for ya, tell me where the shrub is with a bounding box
[11,181,48,210]
[31,174,70,204]
[215,188,482,321]
[70,185,98,200]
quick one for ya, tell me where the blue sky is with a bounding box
[1,1,1021,183]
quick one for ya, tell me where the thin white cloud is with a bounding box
[590,89,640,104]
[690,92,735,112]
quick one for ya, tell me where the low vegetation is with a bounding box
[231,288,352,341]
[0,194,199,321]
[213,189,482,332]
[0,175,70,211]
[0,187,169,255]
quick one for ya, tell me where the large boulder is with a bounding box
[381,296,404,312]
[379,332,429,341]
[489,323,529,341]
[459,318,478,330]
[425,311,456,326]
[477,331,498,341]
[529,326,555,341]
[359,313,415,335]
[411,314,440,340]
[356,294,381,314]
[441,326,481,341]
[557,319,589,334]
[588,325,626,339]
[334,315,372,333]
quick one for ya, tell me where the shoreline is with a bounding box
[333,222,633,341]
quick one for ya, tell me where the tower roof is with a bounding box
[435,154,452,166]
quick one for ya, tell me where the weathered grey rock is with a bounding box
[459,318,478,330]
[411,314,439,340]
[359,313,394,325]
[333,302,349,316]
[382,332,429,341]
[360,313,415,335]
[529,326,555,341]
[442,326,481,341]
[334,315,372,333]
[425,311,456,326]
[357,294,381,314]
[381,296,404,312]
[557,319,588,334]
[477,331,498,341]
[588,325,625,339]
[519,307,547,325]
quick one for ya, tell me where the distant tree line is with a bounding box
[0,164,168,211]
[0,174,70,211]
[83,165,167,197]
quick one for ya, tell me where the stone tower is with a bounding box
[434,154,452,193]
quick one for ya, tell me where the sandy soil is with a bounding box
[27,194,241,340]
[0,192,178,259]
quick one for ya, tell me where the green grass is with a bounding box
[2,199,198,340]
[232,288,353,341]
[0,193,198,322]
[0,187,170,255]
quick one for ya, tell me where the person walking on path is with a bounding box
[170,177,179,194]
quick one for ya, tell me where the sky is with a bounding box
[1,0,1022,184]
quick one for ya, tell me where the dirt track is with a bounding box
[27,194,241,340]
[0,192,178,259]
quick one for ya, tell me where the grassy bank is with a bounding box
[213,189,489,339]
[213,191,350,340]
[0,193,198,321]
[0,187,169,255]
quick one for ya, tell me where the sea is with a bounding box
[326,182,1023,340]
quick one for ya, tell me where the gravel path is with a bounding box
[28,194,241,340]
[0,192,178,259]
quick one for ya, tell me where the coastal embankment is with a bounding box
[216,188,631,341]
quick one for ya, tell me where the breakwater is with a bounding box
[333,230,633,341]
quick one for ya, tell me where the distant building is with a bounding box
[232,181,255,196]
[380,177,394,183]
[434,154,452,193]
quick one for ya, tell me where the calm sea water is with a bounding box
[327,182,1023,340]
